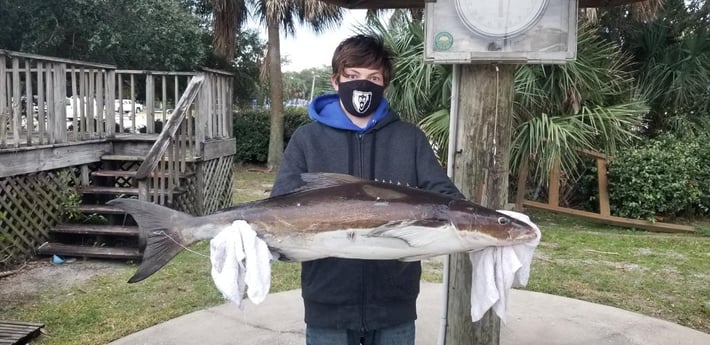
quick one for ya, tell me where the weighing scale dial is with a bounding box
[455,0,549,38]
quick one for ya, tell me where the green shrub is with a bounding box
[233,107,311,164]
[694,135,710,213]
[607,134,709,220]
[284,106,309,141]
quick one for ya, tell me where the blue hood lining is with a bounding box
[308,94,390,133]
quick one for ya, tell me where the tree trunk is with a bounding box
[266,17,285,171]
[211,0,238,66]
[445,63,516,344]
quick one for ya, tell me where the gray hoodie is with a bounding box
[271,93,463,330]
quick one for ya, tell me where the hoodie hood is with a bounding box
[308,94,391,133]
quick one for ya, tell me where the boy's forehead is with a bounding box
[342,67,383,75]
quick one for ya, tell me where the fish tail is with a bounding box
[107,198,192,283]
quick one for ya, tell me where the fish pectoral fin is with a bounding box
[366,220,449,247]
[399,254,438,262]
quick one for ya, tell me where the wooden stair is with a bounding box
[37,153,187,261]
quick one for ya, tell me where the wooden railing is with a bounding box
[515,151,695,233]
[1,49,234,150]
[133,69,233,205]
[114,70,196,134]
[134,75,203,205]
[0,50,116,148]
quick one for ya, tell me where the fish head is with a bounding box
[447,200,538,247]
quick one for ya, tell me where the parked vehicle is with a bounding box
[114,99,144,113]
[65,96,101,121]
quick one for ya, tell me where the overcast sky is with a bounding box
[281,9,368,72]
[247,9,369,72]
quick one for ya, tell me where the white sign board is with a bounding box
[425,0,578,64]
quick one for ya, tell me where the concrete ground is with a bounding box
[109,282,709,345]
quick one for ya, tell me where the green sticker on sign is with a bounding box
[434,32,454,51]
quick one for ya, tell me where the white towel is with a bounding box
[209,220,273,307]
[468,210,541,322]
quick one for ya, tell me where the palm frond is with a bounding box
[632,0,663,21]
[354,16,452,123]
[297,0,343,34]
[510,21,648,186]
[211,0,247,62]
[418,108,451,164]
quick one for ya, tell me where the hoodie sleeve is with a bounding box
[271,127,308,197]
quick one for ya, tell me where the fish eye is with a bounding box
[497,217,509,225]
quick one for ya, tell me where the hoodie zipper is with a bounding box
[356,133,366,178]
[356,132,368,332]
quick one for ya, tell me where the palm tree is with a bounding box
[599,0,710,137]
[510,22,649,188]
[252,0,343,170]
[360,15,648,194]
[211,0,248,66]
[208,0,342,169]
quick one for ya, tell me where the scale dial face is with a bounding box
[455,0,549,38]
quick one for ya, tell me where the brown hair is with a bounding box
[331,34,393,87]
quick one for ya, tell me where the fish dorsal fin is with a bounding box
[295,173,365,192]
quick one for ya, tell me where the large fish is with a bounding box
[108,173,537,283]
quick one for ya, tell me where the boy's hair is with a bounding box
[331,34,393,87]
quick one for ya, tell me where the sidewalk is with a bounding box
[109,282,710,345]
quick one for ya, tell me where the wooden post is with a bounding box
[54,63,67,143]
[12,57,21,147]
[24,60,32,146]
[0,55,6,148]
[146,74,155,133]
[445,63,515,345]
[107,70,116,138]
[514,155,529,212]
[549,159,561,207]
[596,157,610,216]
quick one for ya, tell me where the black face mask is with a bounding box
[337,79,384,118]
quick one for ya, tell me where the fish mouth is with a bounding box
[510,228,538,242]
[505,222,539,244]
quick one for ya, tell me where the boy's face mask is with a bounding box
[337,79,384,118]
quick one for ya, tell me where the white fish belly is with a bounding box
[271,224,469,262]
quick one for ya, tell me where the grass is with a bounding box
[523,211,709,332]
[11,245,222,344]
[2,165,709,344]
[4,242,303,345]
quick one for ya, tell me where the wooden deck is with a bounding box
[0,320,44,345]
[2,50,236,264]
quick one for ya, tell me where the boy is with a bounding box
[271,34,463,345]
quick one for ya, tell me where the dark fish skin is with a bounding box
[108,173,537,283]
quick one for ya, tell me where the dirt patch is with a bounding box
[0,258,127,310]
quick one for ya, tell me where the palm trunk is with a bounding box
[211,0,238,66]
[266,17,285,171]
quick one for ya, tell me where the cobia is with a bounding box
[108,173,538,283]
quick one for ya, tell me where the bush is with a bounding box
[233,107,310,164]
[607,134,709,220]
